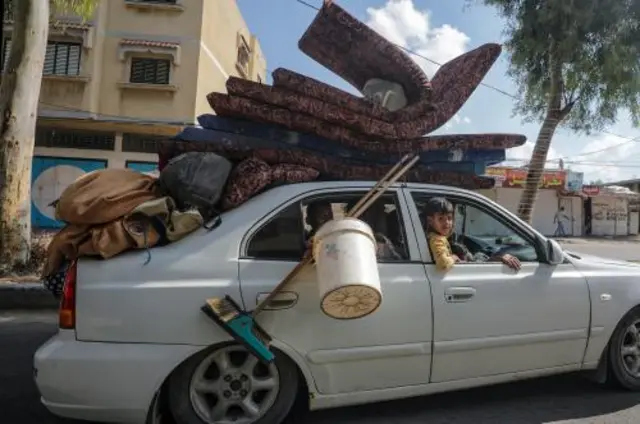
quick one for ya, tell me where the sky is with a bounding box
[237,0,640,184]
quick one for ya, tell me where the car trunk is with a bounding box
[73,240,244,346]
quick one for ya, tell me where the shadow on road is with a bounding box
[292,373,640,424]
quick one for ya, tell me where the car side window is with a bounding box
[246,191,410,262]
[413,194,540,263]
[246,203,305,260]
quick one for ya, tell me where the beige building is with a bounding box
[1,0,266,228]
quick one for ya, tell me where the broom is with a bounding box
[201,154,419,364]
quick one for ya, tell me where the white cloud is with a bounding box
[443,113,471,129]
[567,134,640,183]
[365,0,470,77]
[499,135,640,183]
[501,141,560,169]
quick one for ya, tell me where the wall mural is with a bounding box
[125,161,159,177]
[31,156,108,228]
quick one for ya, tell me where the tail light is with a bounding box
[59,260,77,330]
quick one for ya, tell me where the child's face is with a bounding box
[428,212,454,236]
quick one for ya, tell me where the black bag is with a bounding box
[158,152,232,229]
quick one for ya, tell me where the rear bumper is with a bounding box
[34,330,201,424]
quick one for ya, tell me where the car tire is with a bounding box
[608,308,640,391]
[168,342,300,424]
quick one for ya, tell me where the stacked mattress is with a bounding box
[158,0,527,191]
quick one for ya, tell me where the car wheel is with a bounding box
[608,308,640,390]
[168,342,299,424]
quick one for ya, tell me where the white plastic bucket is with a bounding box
[313,218,382,319]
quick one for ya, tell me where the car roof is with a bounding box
[263,180,482,197]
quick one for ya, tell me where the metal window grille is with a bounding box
[122,133,163,153]
[129,58,170,84]
[35,128,115,150]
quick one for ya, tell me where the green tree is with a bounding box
[0,0,97,269]
[477,0,640,223]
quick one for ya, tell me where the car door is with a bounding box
[403,187,591,383]
[237,186,434,394]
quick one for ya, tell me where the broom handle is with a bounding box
[348,155,419,218]
[345,154,412,216]
[253,155,418,316]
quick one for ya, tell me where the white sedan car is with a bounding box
[34,181,640,424]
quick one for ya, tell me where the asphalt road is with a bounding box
[3,311,640,424]
[559,240,640,261]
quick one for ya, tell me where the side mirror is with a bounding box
[547,239,565,265]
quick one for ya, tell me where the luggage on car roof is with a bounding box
[157,152,232,226]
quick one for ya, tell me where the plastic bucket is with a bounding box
[313,218,382,319]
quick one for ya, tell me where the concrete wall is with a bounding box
[4,0,265,124]
[195,0,267,117]
[591,196,629,236]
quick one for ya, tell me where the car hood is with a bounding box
[565,251,640,268]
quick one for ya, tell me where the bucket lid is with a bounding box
[314,217,375,241]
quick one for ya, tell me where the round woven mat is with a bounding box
[321,285,382,320]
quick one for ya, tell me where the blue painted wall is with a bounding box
[126,161,158,175]
[31,156,108,228]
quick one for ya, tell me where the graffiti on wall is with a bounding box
[592,199,627,222]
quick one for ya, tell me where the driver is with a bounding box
[424,197,521,272]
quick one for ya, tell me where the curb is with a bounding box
[0,282,59,310]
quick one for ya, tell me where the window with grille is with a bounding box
[35,128,115,150]
[122,133,164,153]
[2,39,81,75]
[236,44,250,77]
[129,58,171,84]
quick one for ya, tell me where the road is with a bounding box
[559,240,640,261]
[3,311,640,424]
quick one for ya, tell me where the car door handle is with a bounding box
[255,291,298,310]
[444,287,476,303]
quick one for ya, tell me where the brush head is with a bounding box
[200,301,275,365]
[204,296,243,323]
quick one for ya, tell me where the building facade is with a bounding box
[606,178,640,194]
[2,0,266,228]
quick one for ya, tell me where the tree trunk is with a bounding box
[516,45,568,224]
[516,115,561,223]
[0,0,49,268]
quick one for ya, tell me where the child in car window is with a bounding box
[424,197,459,271]
[424,197,521,272]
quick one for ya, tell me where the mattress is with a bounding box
[159,139,496,189]
[169,125,506,175]
[196,114,521,161]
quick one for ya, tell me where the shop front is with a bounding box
[484,167,572,236]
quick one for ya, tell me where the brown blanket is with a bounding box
[55,168,158,225]
[44,169,161,276]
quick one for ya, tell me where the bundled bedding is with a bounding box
[164,0,527,190]
[42,0,529,292]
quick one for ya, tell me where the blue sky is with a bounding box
[237,0,640,184]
